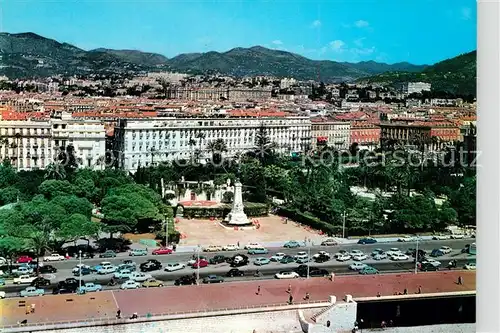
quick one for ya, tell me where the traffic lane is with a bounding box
[0,261,473,298]
[42,239,472,270]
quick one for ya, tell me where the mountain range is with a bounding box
[0,32,476,95]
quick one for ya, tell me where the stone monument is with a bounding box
[227,181,250,225]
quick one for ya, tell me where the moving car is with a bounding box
[352,254,368,261]
[140,260,162,272]
[92,261,113,272]
[99,250,117,258]
[142,278,164,288]
[97,265,117,275]
[16,256,33,264]
[280,255,296,264]
[270,253,286,262]
[225,268,244,277]
[294,252,309,260]
[244,243,262,250]
[421,258,441,267]
[129,249,148,256]
[430,249,445,257]
[209,255,229,265]
[419,262,439,271]
[20,286,44,297]
[390,253,409,261]
[164,263,185,272]
[360,266,379,275]
[308,269,330,277]
[314,254,330,263]
[78,283,103,293]
[39,265,57,274]
[192,259,209,269]
[114,269,133,280]
[464,262,476,270]
[174,275,197,286]
[204,245,223,252]
[275,271,299,279]
[349,262,367,271]
[439,246,452,254]
[59,278,80,291]
[152,247,173,255]
[432,234,450,240]
[130,272,152,282]
[283,240,301,248]
[397,235,415,242]
[43,253,66,261]
[357,238,377,245]
[248,247,269,255]
[320,238,338,246]
[450,233,465,239]
[53,287,74,295]
[222,244,239,251]
[30,277,51,287]
[14,266,33,276]
[336,254,351,262]
[230,255,249,267]
[188,256,207,266]
[121,280,141,290]
[254,257,271,266]
[203,275,224,284]
[14,275,36,285]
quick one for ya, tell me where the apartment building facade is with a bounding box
[114,116,311,172]
[310,117,351,150]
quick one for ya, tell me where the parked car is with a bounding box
[92,261,113,272]
[397,235,415,242]
[121,280,141,290]
[386,248,402,256]
[99,250,117,258]
[142,278,164,288]
[16,256,33,264]
[209,255,229,265]
[114,269,133,280]
[450,233,465,239]
[244,243,262,250]
[419,262,439,272]
[373,252,387,260]
[203,275,224,284]
[421,258,441,267]
[283,240,301,248]
[174,275,197,286]
[357,238,377,245]
[430,249,445,257]
[97,265,117,274]
[314,254,330,263]
[248,247,269,255]
[296,257,310,264]
[43,253,65,261]
[0,291,5,299]
[294,251,309,260]
[230,255,249,267]
[164,263,185,272]
[352,254,368,261]
[270,253,286,261]
[222,244,239,251]
[152,247,173,255]
[432,234,450,240]
[280,255,296,264]
[334,250,349,258]
[225,268,244,277]
[188,256,208,266]
[439,246,452,254]
[60,278,80,291]
[336,254,351,262]
[30,277,51,287]
[130,272,152,282]
[14,266,33,276]
[192,259,209,269]
[464,261,476,270]
[390,253,409,261]
[307,269,330,277]
[78,283,103,293]
[129,249,148,257]
[254,257,270,266]
[349,262,367,271]
[0,278,5,286]
[360,266,379,275]
[140,260,162,272]
[14,275,36,284]
[39,265,57,274]
[203,245,223,252]
[20,286,44,297]
[275,271,299,279]
[320,238,338,246]
[72,264,92,275]
[117,263,136,272]
[312,251,330,259]
[53,287,74,295]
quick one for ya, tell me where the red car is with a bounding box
[192,259,209,269]
[17,256,33,264]
[152,247,173,255]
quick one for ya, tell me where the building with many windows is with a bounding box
[310,117,351,150]
[113,116,311,172]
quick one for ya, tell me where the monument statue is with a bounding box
[227,181,250,225]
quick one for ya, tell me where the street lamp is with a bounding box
[342,211,347,239]
[414,235,419,274]
[78,250,82,292]
[164,215,169,247]
[306,238,312,279]
[196,245,200,285]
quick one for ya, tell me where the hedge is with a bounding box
[182,202,269,219]
[276,207,340,236]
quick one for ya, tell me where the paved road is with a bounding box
[35,239,472,271]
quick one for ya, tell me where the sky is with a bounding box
[0,0,476,65]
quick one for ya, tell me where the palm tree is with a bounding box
[206,139,227,165]
[195,132,206,161]
[252,124,276,165]
[188,138,197,163]
[45,162,66,180]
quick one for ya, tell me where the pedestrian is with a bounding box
[417,286,422,294]
[173,244,177,251]
[256,285,261,295]
[303,292,310,300]
[30,304,35,313]
[377,292,381,297]
[381,320,387,329]
[458,276,463,285]
[403,288,408,295]
[288,294,293,304]
[287,284,292,293]
[389,320,394,327]
[116,309,121,319]
[237,241,240,248]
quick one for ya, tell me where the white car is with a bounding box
[164,263,185,272]
[130,272,152,282]
[464,262,476,270]
[373,252,387,260]
[450,234,465,239]
[386,248,402,256]
[439,246,452,254]
[270,253,286,261]
[294,251,309,260]
[43,253,65,261]
[398,235,415,242]
[390,253,409,261]
[349,262,367,270]
[223,244,239,251]
[432,234,450,240]
[72,264,91,274]
[334,250,349,258]
[352,254,368,261]
[349,249,364,257]
[313,251,330,259]
[275,271,299,279]
[245,243,262,250]
[97,266,117,275]
[13,275,36,284]
[121,280,141,290]
[337,254,351,262]
[422,259,441,267]
[0,291,5,299]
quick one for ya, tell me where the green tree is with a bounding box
[38,180,75,199]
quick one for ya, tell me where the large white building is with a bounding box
[311,118,351,150]
[0,116,106,171]
[398,82,432,95]
[114,116,311,172]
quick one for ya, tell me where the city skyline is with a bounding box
[1,0,476,65]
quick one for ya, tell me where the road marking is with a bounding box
[111,290,119,309]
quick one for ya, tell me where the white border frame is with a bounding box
[477,1,500,332]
